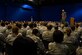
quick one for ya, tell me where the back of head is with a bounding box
[16,23,22,29]
[7,25,12,29]
[54,26,58,30]
[64,22,68,27]
[29,23,34,29]
[23,22,28,28]
[75,23,79,28]
[47,25,53,30]
[13,36,37,55]
[33,23,37,27]
[53,30,64,43]
[32,29,39,36]
[1,22,5,27]
[12,26,19,34]
[70,25,75,31]
[65,28,71,36]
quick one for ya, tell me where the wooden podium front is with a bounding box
[70,17,75,26]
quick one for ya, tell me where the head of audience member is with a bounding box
[42,22,47,26]
[13,36,37,55]
[33,23,37,28]
[53,30,64,43]
[16,23,22,29]
[32,29,40,37]
[5,21,10,26]
[55,22,58,26]
[12,26,19,35]
[79,23,82,27]
[7,25,12,30]
[75,23,79,28]
[23,22,28,28]
[54,26,58,31]
[60,23,64,28]
[1,22,5,27]
[64,22,68,27]
[65,28,71,36]
[47,25,53,30]
[70,25,75,31]
[29,22,34,29]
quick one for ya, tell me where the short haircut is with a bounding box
[29,23,34,28]
[12,26,19,34]
[16,23,22,29]
[32,29,39,35]
[13,36,37,55]
[23,23,28,28]
[53,30,64,43]
[71,25,75,31]
[47,25,53,30]
[1,22,5,26]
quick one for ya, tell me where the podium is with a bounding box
[70,17,75,26]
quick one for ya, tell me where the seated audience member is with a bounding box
[0,22,7,36]
[13,36,37,55]
[63,28,77,55]
[27,29,45,55]
[42,25,53,41]
[75,23,79,31]
[26,22,34,36]
[38,22,47,34]
[5,25,12,37]
[16,22,23,34]
[63,28,76,43]
[42,25,53,49]
[22,22,28,37]
[32,28,43,40]
[54,26,59,31]
[47,30,69,55]
[0,33,6,55]
[33,23,37,29]
[5,26,22,55]
[6,26,21,45]
[59,23,64,32]
[63,22,69,33]
[77,23,82,32]
[71,25,78,35]
[70,25,79,42]
[76,40,82,55]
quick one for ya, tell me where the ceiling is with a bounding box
[0,0,82,6]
